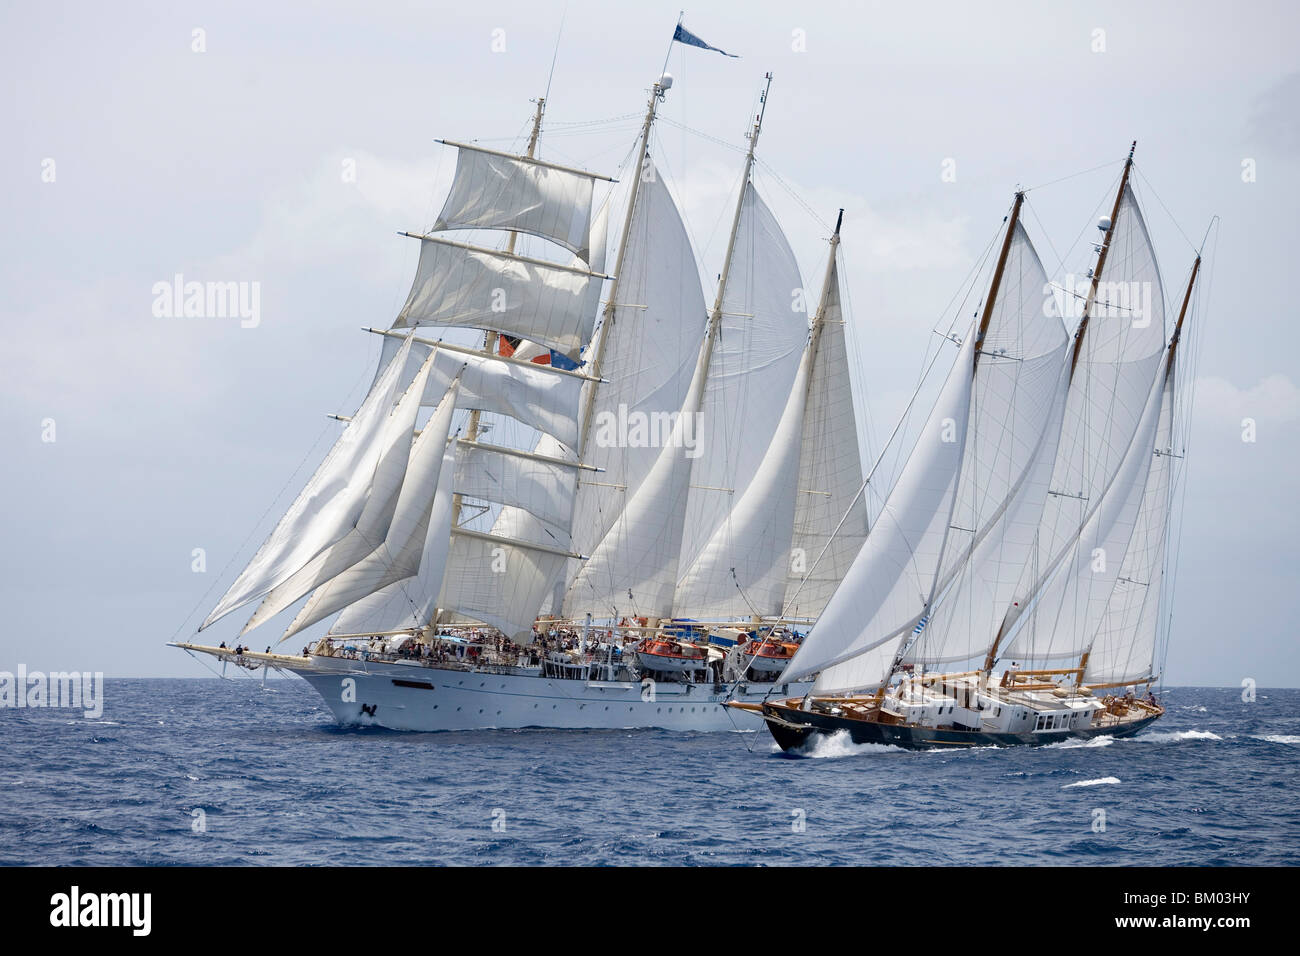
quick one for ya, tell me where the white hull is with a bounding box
[280,653,804,732]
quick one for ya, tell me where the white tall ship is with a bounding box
[175,59,873,731]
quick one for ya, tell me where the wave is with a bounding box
[795,730,905,759]
[1254,734,1300,745]
[1136,729,1222,743]
[1063,776,1121,788]
[1043,735,1115,749]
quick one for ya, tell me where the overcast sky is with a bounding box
[3,0,1297,684]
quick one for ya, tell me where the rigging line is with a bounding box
[653,133,730,288]
[542,8,566,107]
[1022,196,1066,282]
[1022,156,1124,194]
[1133,165,1200,256]
[547,112,642,128]
[657,115,749,155]
[753,156,832,233]
[1161,218,1218,684]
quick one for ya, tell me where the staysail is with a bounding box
[672,181,809,617]
[783,195,1067,692]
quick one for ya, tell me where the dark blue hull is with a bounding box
[760,700,1162,753]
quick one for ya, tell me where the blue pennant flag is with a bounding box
[548,349,581,371]
[672,22,739,58]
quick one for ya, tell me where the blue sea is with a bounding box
[1,680,1296,866]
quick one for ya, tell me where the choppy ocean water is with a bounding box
[1,679,1296,866]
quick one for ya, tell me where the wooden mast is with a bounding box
[1076,252,1201,688]
[984,144,1135,676]
[974,191,1024,371]
[1069,141,1136,376]
[804,208,843,376]
[1165,254,1201,373]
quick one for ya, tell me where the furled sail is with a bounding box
[199,335,416,630]
[239,357,435,633]
[674,184,809,606]
[784,255,868,619]
[280,381,460,639]
[433,141,600,261]
[564,166,708,591]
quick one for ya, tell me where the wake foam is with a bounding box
[796,730,904,759]
[1063,776,1121,788]
[1136,729,1222,743]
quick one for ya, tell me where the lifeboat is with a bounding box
[739,636,799,675]
[635,637,709,674]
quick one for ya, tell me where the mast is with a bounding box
[804,208,843,369]
[706,72,773,361]
[1077,252,1201,685]
[1165,254,1201,373]
[728,207,841,642]
[1069,141,1136,376]
[981,149,1135,675]
[873,187,1019,678]
[451,96,548,530]
[974,192,1024,371]
[575,78,670,457]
